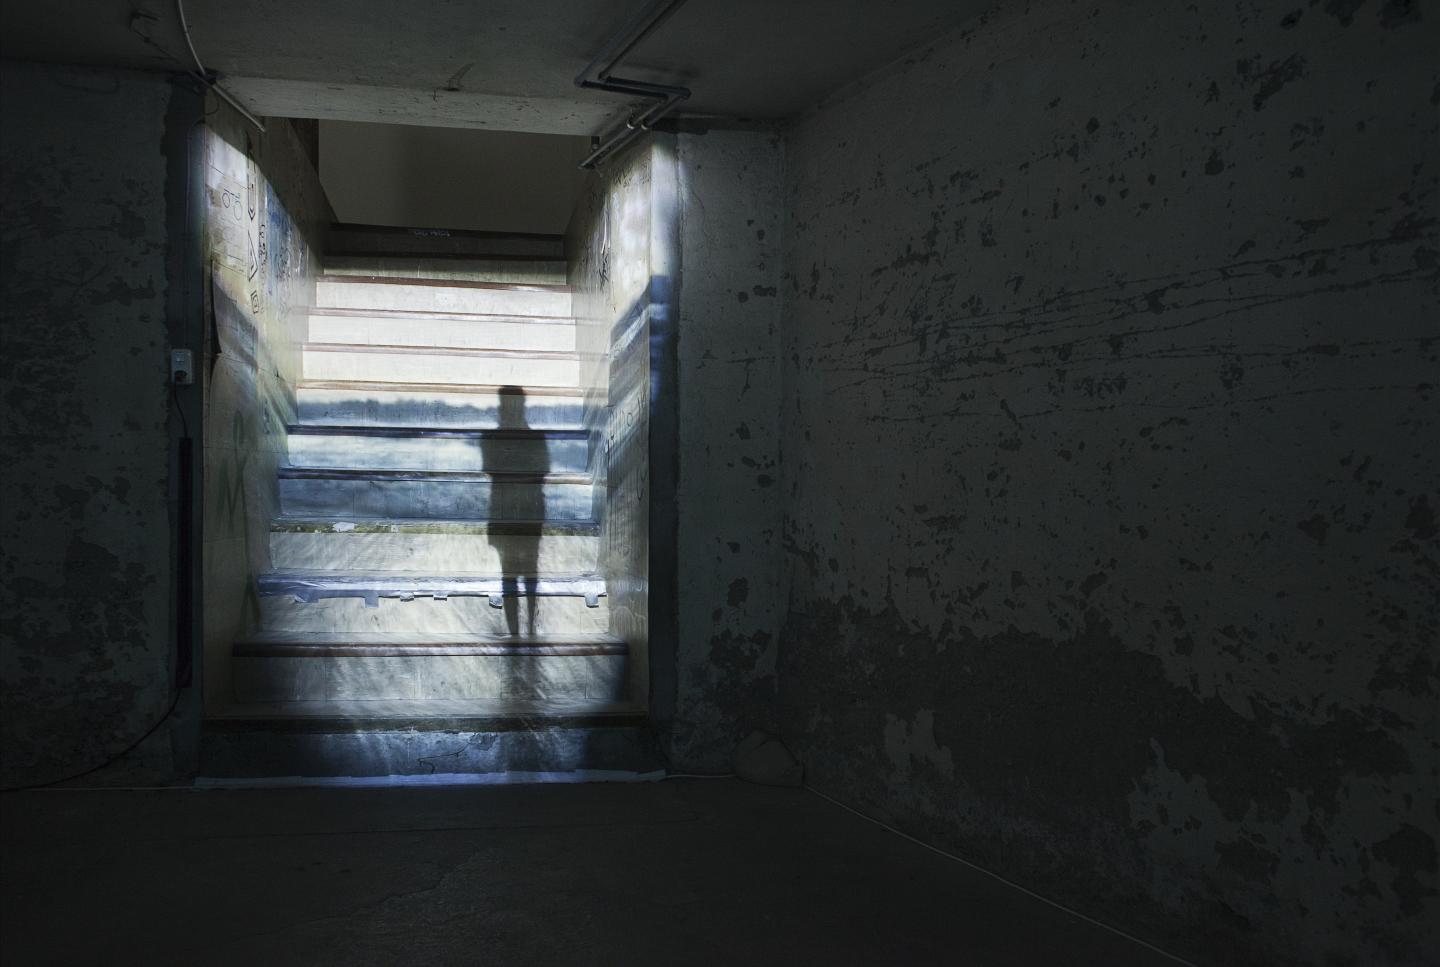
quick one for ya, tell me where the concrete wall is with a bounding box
[201,106,331,713]
[566,140,668,711]
[321,121,588,233]
[567,130,787,770]
[671,129,786,769]
[0,62,191,786]
[777,2,1438,965]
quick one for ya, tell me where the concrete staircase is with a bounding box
[205,227,652,780]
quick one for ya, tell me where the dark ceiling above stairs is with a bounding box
[1,0,996,132]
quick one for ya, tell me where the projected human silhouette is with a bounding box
[484,386,540,638]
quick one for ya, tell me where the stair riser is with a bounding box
[317,280,571,317]
[279,477,593,520]
[200,727,658,779]
[260,595,610,635]
[232,654,626,703]
[325,257,568,284]
[296,388,585,430]
[308,314,576,353]
[304,349,580,387]
[287,434,589,474]
[327,230,564,260]
[270,532,599,573]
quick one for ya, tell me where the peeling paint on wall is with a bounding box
[672,130,786,770]
[777,2,1439,964]
[0,63,177,786]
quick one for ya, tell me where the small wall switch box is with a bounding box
[170,349,194,386]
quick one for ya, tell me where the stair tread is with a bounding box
[262,569,603,580]
[280,465,590,481]
[299,378,585,397]
[325,252,566,264]
[330,222,564,242]
[257,571,607,599]
[205,697,646,730]
[288,424,587,439]
[272,517,599,535]
[310,305,574,324]
[236,631,626,657]
[320,274,571,294]
[305,342,579,360]
[240,630,623,643]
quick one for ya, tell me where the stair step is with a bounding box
[257,570,606,602]
[234,631,627,657]
[270,518,599,573]
[317,276,571,317]
[278,467,594,520]
[230,632,628,704]
[328,223,565,259]
[199,714,659,780]
[259,593,610,636]
[206,697,645,726]
[286,425,591,474]
[303,343,581,387]
[231,654,627,704]
[308,306,575,353]
[297,380,585,430]
[272,517,599,535]
[324,255,568,284]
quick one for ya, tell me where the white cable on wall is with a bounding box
[175,0,266,133]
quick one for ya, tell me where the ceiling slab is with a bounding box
[222,79,617,136]
[1,0,996,132]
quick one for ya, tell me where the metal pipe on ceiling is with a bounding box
[574,0,692,168]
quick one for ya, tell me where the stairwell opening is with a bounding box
[195,115,677,780]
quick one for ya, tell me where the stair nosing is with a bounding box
[325,252,567,264]
[271,517,600,536]
[309,306,575,325]
[297,379,587,398]
[256,571,608,601]
[288,425,589,441]
[319,274,571,294]
[262,569,603,578]
[202,706,647,733]
[279,466,592,483]
[304,342,580,361]
[330,222,565,244]
[235,632,627,659]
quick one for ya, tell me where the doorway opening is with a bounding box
[196,115,670,776]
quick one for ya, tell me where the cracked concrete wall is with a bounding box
[777,2,1438,964]
[672,130,785,769]
[0,62,178,786]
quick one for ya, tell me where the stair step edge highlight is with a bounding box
[305,342,580,361]
[288,425,588,440]
[298,380,588,399]
[257,571,607,602]
[310,306,575,325]
[235,633,627,658]
[271,517,600,535]
[279,467,592,483]
[320,274,572,293]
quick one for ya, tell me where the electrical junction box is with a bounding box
[170,348,194,386]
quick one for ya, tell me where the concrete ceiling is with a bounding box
[0,0,994,134]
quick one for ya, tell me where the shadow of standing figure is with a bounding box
[484,386,541,639]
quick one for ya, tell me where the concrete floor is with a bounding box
[1,779,1179,966]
